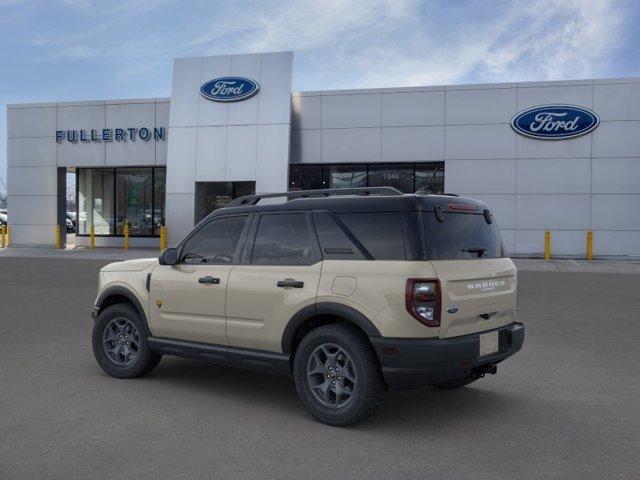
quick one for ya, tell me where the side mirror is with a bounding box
[159,247,178,266]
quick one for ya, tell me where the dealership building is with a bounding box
[6,51,640,257]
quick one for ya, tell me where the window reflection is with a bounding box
[287,162,445,194]
[77,167,165,237]
[368,164,413,192]
[328,164,367,189]
[415,165,445,194]
[78,169,114,235]
[116,169,153,236]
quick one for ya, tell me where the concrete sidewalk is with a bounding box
[0,245,158,261]
[2,245,640,273]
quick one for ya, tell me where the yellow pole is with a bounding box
[124,223,129,251]
[90,224,95,250]
[55,225,62,249]
[160,225,166,251]
[587,230,593,261]
[1,225,5,248]
[544,230,551,260]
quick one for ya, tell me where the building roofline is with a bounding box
[7,97,170,109]
[291,76,640,97]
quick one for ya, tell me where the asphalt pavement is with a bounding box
[1,257,638,479]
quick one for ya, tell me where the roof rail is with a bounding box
[225,187,403,207]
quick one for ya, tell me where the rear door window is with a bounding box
[423,212,505,260]
[337,212,406,260]
[251,213,317,265]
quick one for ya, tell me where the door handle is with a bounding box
[277,278,304,288]
[198,276,220,285]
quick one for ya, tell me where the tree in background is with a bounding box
[0,176,7,209]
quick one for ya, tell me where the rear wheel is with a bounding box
[432,375,477,390]
[293,324,386,427]
[92,303,161,379]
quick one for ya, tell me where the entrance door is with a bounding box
[149,214,250,345]
[194,181,255,222]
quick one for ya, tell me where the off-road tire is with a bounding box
[92,303,161,379]
[293,324,387,427]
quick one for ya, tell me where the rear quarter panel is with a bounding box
[318,260,441,338]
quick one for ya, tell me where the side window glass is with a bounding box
[251,213,315,265]
[337,212,406,260]
[181,216,247,264]
[313,212,365,260]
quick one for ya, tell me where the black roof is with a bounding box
[205,188,489,220]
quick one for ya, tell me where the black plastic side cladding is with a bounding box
[281,302,381,354]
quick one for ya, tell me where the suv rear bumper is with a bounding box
[370,322,524,390]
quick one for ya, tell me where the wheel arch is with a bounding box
[96,286,151,337]
[282,302,381,355]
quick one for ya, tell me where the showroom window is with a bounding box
[288,162,444,194]
[77,167,166,237]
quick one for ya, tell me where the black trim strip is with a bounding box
[148,337,292,376]
[281,302,381,354]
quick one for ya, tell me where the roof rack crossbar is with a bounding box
[225,187,403,207]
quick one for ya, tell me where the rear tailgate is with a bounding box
[432,258,517,338]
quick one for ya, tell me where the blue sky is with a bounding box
[2,0,640,190]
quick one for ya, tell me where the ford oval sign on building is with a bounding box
[511,105,599,140]
[200,77,260,102]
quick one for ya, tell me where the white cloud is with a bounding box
[17,0,632,88]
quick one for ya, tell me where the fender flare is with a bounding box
[95,286,151,337]
[281,302,381,354]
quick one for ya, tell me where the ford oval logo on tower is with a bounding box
[200,77,260,102]
[511,105,599,140]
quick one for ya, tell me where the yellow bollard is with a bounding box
[160,225,167,251]
[1,225,5,248]
[90,224,95,250]
[544,230,551,260]
[5,225,9,246]
[123,223,130,251]
[55,225,62,249]
[587,230,593,261]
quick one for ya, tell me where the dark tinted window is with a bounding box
[181,215,247,264]
[252,214,316,265]
[289,165,325,191]
[423,212,504,260]
[313,212,365,260]
[337,212,405,260]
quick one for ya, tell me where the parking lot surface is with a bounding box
[1,257,639,479]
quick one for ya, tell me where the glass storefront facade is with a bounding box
[289,162,445,194]
[77,167,166,237]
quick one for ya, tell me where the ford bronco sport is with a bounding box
[91,187,524,426]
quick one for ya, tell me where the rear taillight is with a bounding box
[405,279,441,327]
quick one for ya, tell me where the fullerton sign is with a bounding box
[511,105,599,140]
[55,127,165,143]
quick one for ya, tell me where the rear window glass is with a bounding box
[423,212,505,260]
[337,212,405,260]
[313,212,366,260]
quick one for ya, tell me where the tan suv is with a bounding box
[91,187,524,426]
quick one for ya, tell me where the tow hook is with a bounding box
[472,364,497,379]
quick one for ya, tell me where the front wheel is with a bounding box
[293,324,387,427]
[92,303,161,379]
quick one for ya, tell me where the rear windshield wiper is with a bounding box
[461,247,486,258]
